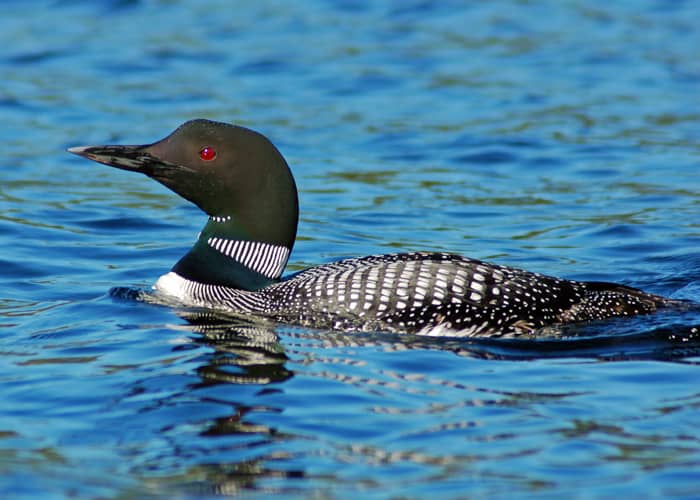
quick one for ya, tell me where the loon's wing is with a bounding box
[268,252,675,336]
[267,252,583,335]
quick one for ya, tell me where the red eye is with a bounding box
[199,146,217,161]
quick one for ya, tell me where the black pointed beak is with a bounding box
[67,144,194,178]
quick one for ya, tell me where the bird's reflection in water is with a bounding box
[175,310,293,386]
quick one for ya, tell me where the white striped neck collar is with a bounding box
[206,237,290,280]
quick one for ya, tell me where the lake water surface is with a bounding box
[1,1,700,497]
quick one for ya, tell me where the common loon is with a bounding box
[68,119,676,337]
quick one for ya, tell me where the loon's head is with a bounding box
[69,119,299,289]
[69,119,298,249]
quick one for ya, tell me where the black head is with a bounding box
[68,119,299,249]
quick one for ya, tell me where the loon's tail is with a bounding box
[562,281,691,323]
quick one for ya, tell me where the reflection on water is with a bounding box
[183,312,292,386]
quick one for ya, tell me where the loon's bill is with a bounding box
[68,119,679,337]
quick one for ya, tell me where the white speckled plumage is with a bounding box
[154,251,669,337]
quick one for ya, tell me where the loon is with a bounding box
[68,119,677,337]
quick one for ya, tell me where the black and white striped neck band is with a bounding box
[207,237,290,279]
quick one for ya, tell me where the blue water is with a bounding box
[2,0,700,497]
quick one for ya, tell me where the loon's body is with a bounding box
[69,119,673,337]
